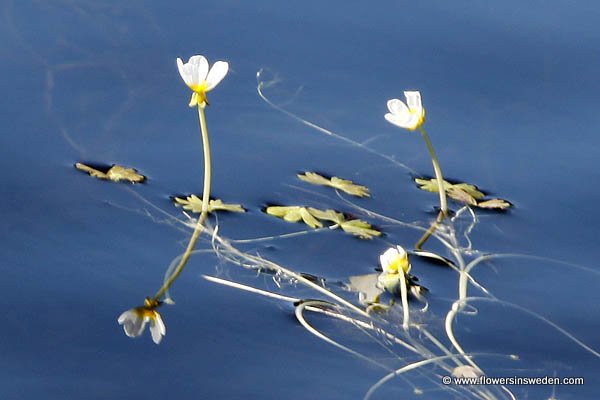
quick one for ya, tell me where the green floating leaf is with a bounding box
[298,172,370,197]
[174,195,246,213]
[446,187,477,206]
[266,205,381,238]
[476,198,511,210]
[75,163,145,183]
[415,178,484,199]
[416,177,512,210]
[306,207,344,224]
[308,207,380,239]
[265,206,322,228]
[106,165,146,183]
[338,219,382,239]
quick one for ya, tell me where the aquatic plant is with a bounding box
[104,57,599,400]
[385,92,447,215]
[118,298,165,344]
[116,54,229,342]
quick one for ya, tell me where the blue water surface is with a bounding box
[1,1,599,399]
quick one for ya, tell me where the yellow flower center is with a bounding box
[190,81,208,94]
[134,307,158,319]
[407,107,426,131]
[188,81,209,107]
[386,254,410,274]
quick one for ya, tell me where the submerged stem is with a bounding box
[153,105,212,301]
[415,210,446,250]
[418,126,447,215]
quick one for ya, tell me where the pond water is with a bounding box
[2,1,599,399]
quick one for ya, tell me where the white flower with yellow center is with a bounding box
[379,245,411,274]
[377,245,411,293]
[378,245,413,328]
[176,55,229,108]
[385,91,425,131]
[118,299,166,344]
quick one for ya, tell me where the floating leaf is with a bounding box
[452,183,485,199]
[174,195,245,213]
[309,207,381,239]
[446,187,477,206]
[75,163,145,183]
[75,163,108,179]
[476,198,511,210]
[105,165,145,183]
[339,219,381,239]
[415,178,484,199]
[298,172,370,197]
[306,208,345,224]
[266,205,380,238]
[265,206,322,228]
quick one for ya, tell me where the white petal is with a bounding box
[205,61,229,91]
[404,91,423,114]
[385,112,416,129]
[155,313,166,335]
[176,58,191,85]
[118,310,147,337]
[379,247,399,269]
[387,98,409,115]
[395,245,407,259]
[185,55,209,86]
[150,314,166,344]
[117,309,133,324]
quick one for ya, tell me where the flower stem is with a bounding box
[399,272,410,330]
[418,126,448,215]
[153,104,211,301]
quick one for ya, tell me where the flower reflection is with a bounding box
[118,298,166,344]
[176,55,229,107]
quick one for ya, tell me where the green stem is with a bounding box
[153,104,211,301]
[415,210,445,250]
[418,126,447,215]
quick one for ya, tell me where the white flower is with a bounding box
[176,55,229,107]
[118,301,166,344]
[379,245,411,274]
[385,91,425,130]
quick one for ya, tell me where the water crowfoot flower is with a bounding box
[384,91,425,131]
[118,298,166,344]
[176,55,229,108]
[378,246,412,329]
[150,53,230,309]
[379,246,411,275]
[384,90,448,216]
